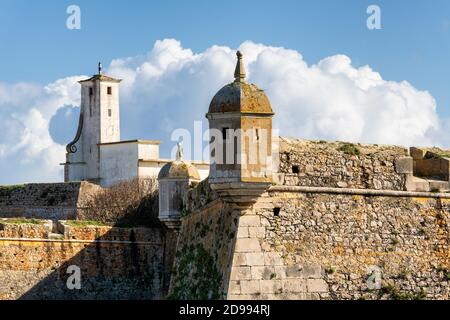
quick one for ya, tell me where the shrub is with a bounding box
[78,178,159,227]
[338,143,361,156]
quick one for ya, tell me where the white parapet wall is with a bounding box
[99,140,161,187]
[99,140,210,187]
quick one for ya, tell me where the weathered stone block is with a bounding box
[395,157,413,174]
[239,215,261,227]
[281,293,307,300]
[283,279,306,293]
[274,266,287,279]
[260,280,283,293]
[235,238,261,253]
[406,176,430,192]
[230,267,252,280]
[227,294,254,300]
[264,252,284,266]
[303,263,322,278]
[236,227,249,238]
[233,253,247,266]
[410,147,425,160]
[285,265,303,278]
[251,266,274,280]
[429,180,449,192]
[246,253,265,266]
[272,173,285,185]
[248,226,266,238]
[240,280,261,294]
[228,281,241,295]
[307,279,328,293]
[305,293,321,300]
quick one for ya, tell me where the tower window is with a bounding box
[89,88,93,96]
[292,165,300,174]
[107,87,112,95]
[108,109,112,117]
[255,128,260,141]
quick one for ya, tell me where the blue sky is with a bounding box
[1,0,450,184]
[1,0,450,117]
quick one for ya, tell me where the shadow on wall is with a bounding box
[15,215,177,300]
[0,179,177,300]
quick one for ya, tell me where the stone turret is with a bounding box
[206,51,275,205]
[158,143,201,228]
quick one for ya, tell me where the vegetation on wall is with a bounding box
[79,178,160,227]
[168,243,222,300]
[0,185,26,197]
[379,284,427,300]
[338,143,361,156]
[64,220,111,227]
[183,179,218,215]
[0,218,43,225]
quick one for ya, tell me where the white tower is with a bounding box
[65,63,122,183]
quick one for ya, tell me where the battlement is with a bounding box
[0,182,101,220]
[276,137,450,193]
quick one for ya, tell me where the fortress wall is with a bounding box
[0,222,166,300]
[169,199,238,300]
[0,182,102,220]
[227,188,450,300]
[278,138,409,191]
[0,220,51,238]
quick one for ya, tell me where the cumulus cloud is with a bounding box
[0,76,83,184]
[0,39,448,184]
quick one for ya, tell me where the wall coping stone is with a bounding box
[0,237,161,245]
[269,185,450,198]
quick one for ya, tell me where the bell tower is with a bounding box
[65,63,121,182]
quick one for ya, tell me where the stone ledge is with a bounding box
[0,237,161,245]
[269,186,450,198]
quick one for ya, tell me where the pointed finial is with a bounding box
[234,51,246,82]
[98,62,102,75]
[176,142,183,161]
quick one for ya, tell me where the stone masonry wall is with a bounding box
[169,199,238,300]
[227,189,449,300]
[0,220,165,300]
[0,182,101,220]
[278,137,409,191]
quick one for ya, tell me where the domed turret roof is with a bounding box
[207,51,274,115]
[158,144,200,180]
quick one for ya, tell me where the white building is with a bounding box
[63,64,209,187]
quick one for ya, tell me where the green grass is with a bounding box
[338,143,361,156]
[325,267,336,275]
[64,220,111,227]
[435,152,450,159]
[0,184,26,197]
[1,218,43,225]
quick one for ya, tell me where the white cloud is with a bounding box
[0,39,448,184]
[0,76,83,184]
